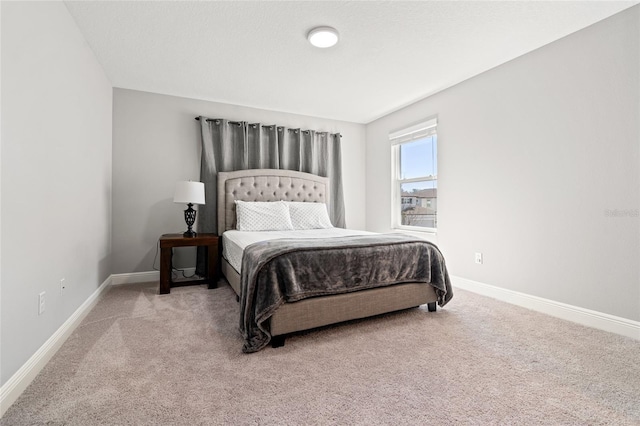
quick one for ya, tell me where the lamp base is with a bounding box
[183,203,197,238]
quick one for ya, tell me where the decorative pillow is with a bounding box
[235,200,294,231]
[288,202,334,230]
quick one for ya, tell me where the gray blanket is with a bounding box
[239,233,453,353]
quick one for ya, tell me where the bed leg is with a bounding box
[427,302,437,312]
[271,336,285,348]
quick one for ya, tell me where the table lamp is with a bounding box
[173,181,205,237]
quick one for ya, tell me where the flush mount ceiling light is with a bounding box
[307,26,339,48]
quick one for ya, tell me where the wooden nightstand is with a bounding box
[159,233,220,294]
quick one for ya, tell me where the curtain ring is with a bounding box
[214,120,220,125]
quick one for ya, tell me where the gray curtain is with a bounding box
[196,117,345,275]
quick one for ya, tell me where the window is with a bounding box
[390,118,438,232]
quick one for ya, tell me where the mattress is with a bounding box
[222,228,374,273]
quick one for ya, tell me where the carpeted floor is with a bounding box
[2,281,639,425]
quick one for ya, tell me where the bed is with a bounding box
[217,169,452,352]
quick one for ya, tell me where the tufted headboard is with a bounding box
[217,169,330,234]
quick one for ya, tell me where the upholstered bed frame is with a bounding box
[217,169,438,346]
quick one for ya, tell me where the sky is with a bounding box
[400,135,437,192]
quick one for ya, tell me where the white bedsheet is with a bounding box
[222,228,374,273]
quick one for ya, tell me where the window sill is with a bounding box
[392,227,438,243]
[393,226,436,235]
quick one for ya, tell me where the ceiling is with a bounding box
[64,1,637,124]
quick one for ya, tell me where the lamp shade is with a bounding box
[173,181,205,205]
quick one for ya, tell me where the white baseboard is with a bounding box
[111,270,159,285]
[452,275,640,340]
[0,276,112,417]
[111,268,197,285]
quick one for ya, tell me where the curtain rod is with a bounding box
[195,117,342,137]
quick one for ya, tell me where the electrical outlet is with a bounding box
[60,278,66,295]
[475,252,483,265]
[38,292,46,315]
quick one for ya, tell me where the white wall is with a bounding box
[366,6,640,321]
[1,2,112,385]
[112,89,366,273]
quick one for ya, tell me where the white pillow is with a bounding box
[288,202,334,230]
[235,200,294,231]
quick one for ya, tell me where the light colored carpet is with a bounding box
[2,281,639,425]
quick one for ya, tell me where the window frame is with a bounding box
[390,118,438,234]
